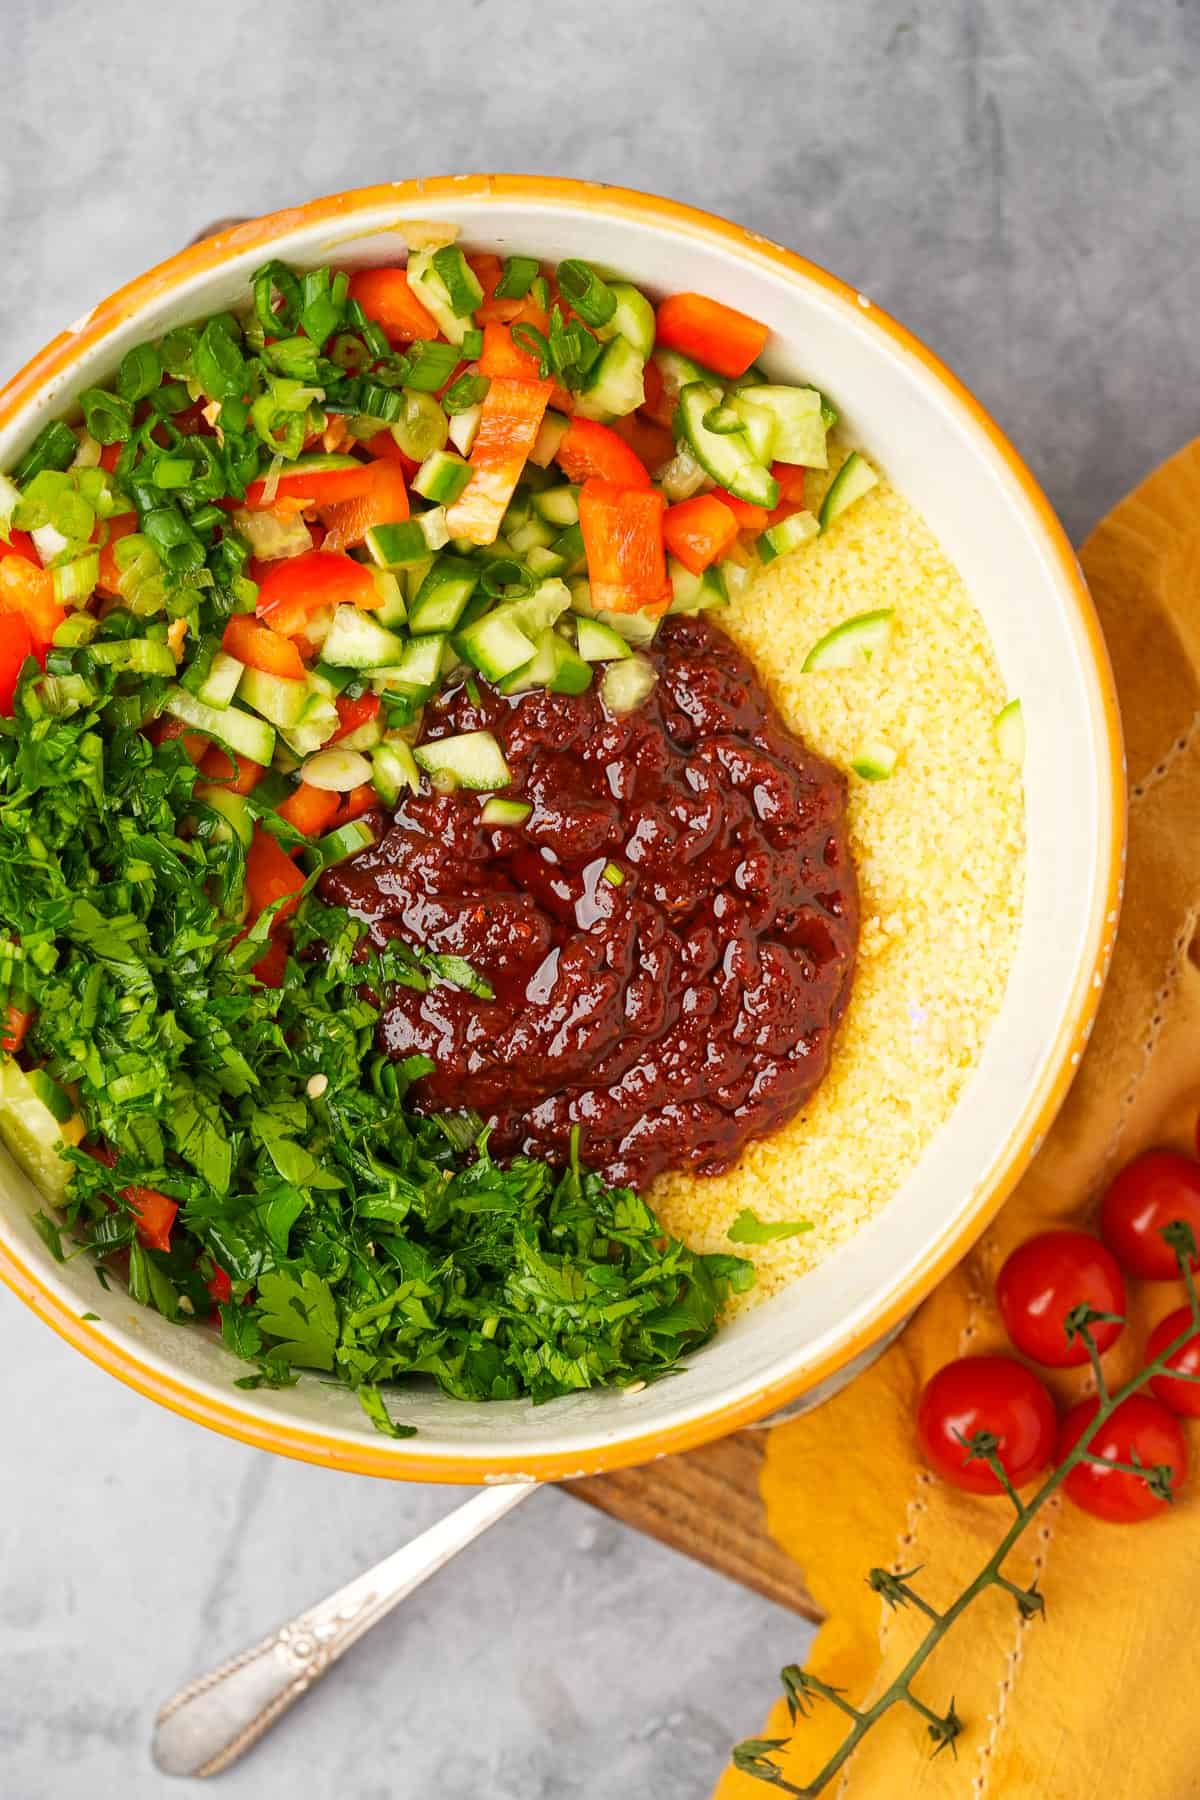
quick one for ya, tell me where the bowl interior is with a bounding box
[0,182,1120,1478]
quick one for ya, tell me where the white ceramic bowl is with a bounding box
[0,178,1123,1481]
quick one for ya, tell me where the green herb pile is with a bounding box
[0,675,752,1424]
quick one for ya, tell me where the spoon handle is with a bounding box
[153,1482,537,1778]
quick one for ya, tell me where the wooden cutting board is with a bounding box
[568,1433,820,1620]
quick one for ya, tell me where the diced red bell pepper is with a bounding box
[1,1003,32,1054]
[607,412,675,479]
[331,690,381,743]
[96,513,139,597]
[276,782,340,836]
[256,549,380,636]
[655,292,769,380]
[222,613,307,680]
[479,320,543,383]
[578,479,670,614]
[346,267,440,345]
[470,255,553,330]
[251,930,290,988]
[639,358,674,429]
[245,827,306,921]
[88,1146,178,1254]
[361,430,420,478]
[206,1263,233,1307]
[319,460,409,551]
[555,417,652,489]
[712,489,771,530]
[0,611,35,715]
[0,527,39,565]
[445,376,554,545]
[242,461,375,509]
[99,442,122,473]
[334,783,380,827]
[0,555,64,650]
[771,462,808,504]
[662,494,739,574]
[199,745,266,794]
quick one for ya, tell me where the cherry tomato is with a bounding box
[1058,1394,1188,1521]
[1100,1148,1200,1279]
[916,1356,1057,1494]
[1145,1307,1200,1417]
[995,1229,1125,1367]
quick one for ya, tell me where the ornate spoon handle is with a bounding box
[153,1482,538,1778]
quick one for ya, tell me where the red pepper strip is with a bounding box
[346,267,440,345]
[2,1003,32,1054]
[555,417,652,489]
[0,611,35,715]
[608,411,675,479]
[639,357,674,429]
[88,1146,178,1254]
[0,555,64,650]
[206,1264,233,1307]
[771,461,807,503]
[245,827,306,922]
[578,479,671,614]
[479,320,543,383]
[333,783,380,827]
[662,494,739,574]
[242,462,374,509]
[222,613,307,680]
[199,745,266,794]
[0,527,39,564]
[361,430,420,478]
[276,782,340,836]
[712,488,770,530]
[256,549,379,636]
[445,376,554,545]
[654,291,769,380]
[330,691,381,743]
[319,460,409,551]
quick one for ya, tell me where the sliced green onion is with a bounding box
[264,335,321,380]
[701,404,746,436]
[160,324,200,378]
[556,259,617,328]
[431,246,484,317]
[400,340,461,394]
[79,388,133,447]
[51,551,99,606]
[194,315,247,401]
[148,379,192,416]
[390,391,449,463]
[460,327,483,361]
[152,456,194,490]
[299,267,343,346]
[13,422,79,486]
[478,559,535,600]
[511,323,552,376]
[140,506,205,574]
[529,274,550,310]
[116,343,163,405]
[443,373,489,415]
[252,260,302,335]
[494,256,539,300]
[329,333,371,374]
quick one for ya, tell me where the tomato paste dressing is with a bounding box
[321,616,858,1187]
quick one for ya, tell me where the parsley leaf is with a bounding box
[254,1268,339,1371]
[727,1209,813,1245]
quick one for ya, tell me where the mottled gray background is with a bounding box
[1,2,1196,1795]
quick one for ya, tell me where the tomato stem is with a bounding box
[730,1224,1200,1795]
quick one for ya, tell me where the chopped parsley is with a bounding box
[726,1208,813,1245]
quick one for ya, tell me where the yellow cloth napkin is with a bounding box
[714,439,1200,1800]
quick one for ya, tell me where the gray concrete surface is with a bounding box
[0,1,1196,1794]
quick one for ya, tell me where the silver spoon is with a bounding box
[152,1481,539,1778]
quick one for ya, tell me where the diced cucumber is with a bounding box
[529,410,569,469]
[551,521,587,576]
[301,746,373,791]
[414,729,511,791]
[676,384,779,508]
[237,666,312,729]
[196,650,245,709]
[480,796,531,827]
[850,742,898,781]
[719,557,752,599]
[801,607,894,672]
[26,1068,73,1125]
[407,557,480,635]
[531,485,580,528]
[576,617,633,662]
[301,818,377,872]
[600,654,658,715]
[668,559,728,614]
[569,580,661,647]
[372,572,408,629]
[195,782,254,845]
[653,348,716,403]
[455,581,572,683]
[995,698,1024,767]
[372,738,421,805]
[728,395,777,464]
[403,556,435,603]
[525,545,567,578]
[0,1058,74,1201]
[758,510,820,563]
[406,250,473,346]
[163,688,275,765]
[507,516,555,555]
[366,508,449,568]
[279,697,340,757]
[737,385,827,468]
[88,638,178,677]
[311,660,359,696]
[338,716,384,752]
[416,506,450,552]
[599,283,655,357]
[575,335,646,422]
[499,628,593,696]
[413,450,472,507]
[370,632,449,696]
[448,405,483,458]
[321,606,407,670]
[818,452,879,530]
